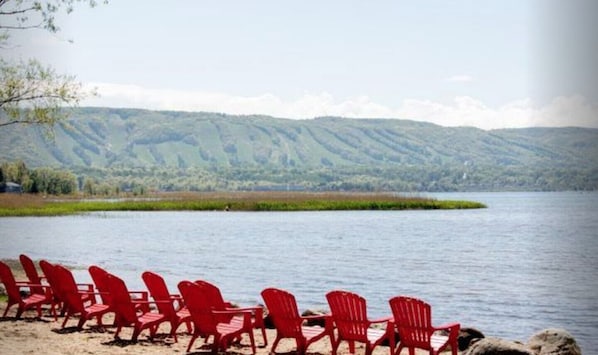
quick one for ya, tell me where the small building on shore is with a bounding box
[0,182,23,194]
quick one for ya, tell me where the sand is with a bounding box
[0,261,442,354]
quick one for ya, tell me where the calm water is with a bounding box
[1,192,597,351]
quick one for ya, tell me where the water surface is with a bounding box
[1,191,596,351]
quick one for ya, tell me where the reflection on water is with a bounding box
[1,191,597,351]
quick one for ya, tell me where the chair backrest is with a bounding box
[326,290,370,342]
[194,280,227,310]
[0,261,21,302]
[19,254,44,294]
[261,287,303,337]
[178,280,217,334]
[53,264,85,313]
[39,260,62,301]
[142,271,176,316]
[388,296,433,349]
[88,265,113,304]
[105,273,137,324]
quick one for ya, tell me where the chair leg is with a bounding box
[248,330,256,354]
[77,316,87,330]
[260,325,268,346]
[2,303,13,318]
[331,338,340,355]
[271,336,281,354]
[296,339,306,355]
[114,325,123,339]
[451,340,459,355]
[61,312,71,328]
[169,321,178,342]
[132,327,141,342]
[16,305,25,319]
[187,334,199,352]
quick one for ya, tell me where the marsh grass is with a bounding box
[0,191,485,216]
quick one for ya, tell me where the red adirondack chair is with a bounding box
[326,290,395,355]
[19,254,46,296]
[41,260,96,320]
[53,264,111,329]
[89,265,149,312]
[105,273,167,342]
[141,271,191,342]
[39,259,64,319]
[178,280,257,354]
[388,296,459,355]
[261,287,332,354]
[0,260,51,319]
[195,279,267,346]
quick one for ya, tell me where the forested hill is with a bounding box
[2,107,597,191]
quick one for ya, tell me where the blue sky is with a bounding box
[7,0,598,129]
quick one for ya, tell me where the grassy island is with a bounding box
[0,192,486,217]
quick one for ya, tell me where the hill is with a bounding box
[1,107,597,191]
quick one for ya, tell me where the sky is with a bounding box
[6,0,598,129]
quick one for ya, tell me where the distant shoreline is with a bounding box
[0,191,485,216]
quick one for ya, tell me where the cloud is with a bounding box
[445,75,474,83]
[82,82,598,130]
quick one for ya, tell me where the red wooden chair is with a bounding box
[0,260,51,319]
[53,264,111,329]
[142,271,191,342]
[39,259,65,319]
[388,296,459,355]
[41,260,96,319]
[178,280,257,354]
[105,273,167,342]
[19,254,46,296]
[261,287,332,354]
[89,265,149,312]
[195,279,267,346]
[326,290,395,355]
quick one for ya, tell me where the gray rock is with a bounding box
[459,327,485,351]
[301,309,328,327]
[526,328,582,355]
[463,337,534,355]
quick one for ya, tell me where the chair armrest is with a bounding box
[434,322,460,335]
[214,309,253,326]
[129,290,148,296]
[226,306,262,313]
[17,282,49,289]
[300,313,330,321]
[128,291,149,300]
[300,313,332,329]
[370,316,393,324]
[213,309,252,316]
[15,280,34,286]
[76,283,95,292]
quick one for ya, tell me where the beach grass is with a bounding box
[0,192,486,216]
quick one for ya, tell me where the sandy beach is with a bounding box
[1,260,439,355]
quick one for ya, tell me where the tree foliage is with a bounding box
[0,58,83,128]
[0,0,106,130]
[0,160,76,194]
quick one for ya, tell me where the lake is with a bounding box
[1,191,597,351]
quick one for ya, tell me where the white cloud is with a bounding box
[83,82,598,130]
[445,75,474,83]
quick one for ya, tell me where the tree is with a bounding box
[0,0,106,130]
